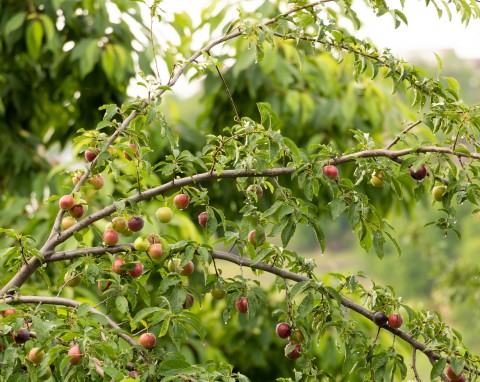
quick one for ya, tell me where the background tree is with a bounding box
[1,0,480,381]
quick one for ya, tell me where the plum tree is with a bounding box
[1,1,480,381]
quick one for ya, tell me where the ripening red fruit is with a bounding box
[112,258,125,274]
[147,233,161,244]
[285,343,301,360]
[84,149,98,162]
[181,261,194,276]
[124,143,139,160]
[13,328,30,344]
[69,204,85,219]
[235,297,248,313]
[128,263,144,278]
[198,211,208,228]
[446,365,465,381]
[89,174,104,190]
[103,229,119,246]
[28,348,44,364]
[68,344,83,365]
[276,322,292,339]
[387,313,403,329]
[248,230,265,247]
[139,333,156,349]
[61,217,76,230]
[409,165,427,180]
[128,216,144,232]
[2,309,17,317]
[247,185,264,199]
[112,217,128,232]
[129,371,142,378]
[322,165,338,180]
[59,195,75,211]
[97,280,111,292]
[148,243,164,259]
[183,293,194,309]
[173,194,190,210]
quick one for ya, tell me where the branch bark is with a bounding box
[4,295,138,348]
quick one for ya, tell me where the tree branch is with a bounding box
[211,250,478,375]
[3,144,480,295]
[3,295,138,348]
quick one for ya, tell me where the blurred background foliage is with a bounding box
[1,0,480,380]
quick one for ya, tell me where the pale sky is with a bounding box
[159,0,480,59]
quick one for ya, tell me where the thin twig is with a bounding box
[385,120,422,150]
[412,347,422,381]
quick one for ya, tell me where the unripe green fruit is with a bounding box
[28,348,44,364]
[211,284,226,300]
[432,185,446,201]
[156,207,173,223]
[370,172,385,187]
[64,273,82,287]
[134,236,150,252]
[61,217,76,230]
[112,217,128,232]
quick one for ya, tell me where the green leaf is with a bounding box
[281,217,296,247]
[329,198,347,219]
[25,20,43,59]
[289,280,309,298]
[309,218,326,253]
[430,358,447,379]
[132,307,166,324]
[76,303,91,317]
[4,12,26,39]
[372,230,385,259]
[450,359,465,377]
[158,360,195,376]
[116,296,129,314]
[257,102,279,127]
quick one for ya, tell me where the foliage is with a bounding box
[1,0,480,381]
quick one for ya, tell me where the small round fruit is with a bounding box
[84,149,98,162]
[69,204,85,219]
[248,230,265,247]
[276,322,292,339]
[173,194,190,210]
[373,311,388,326]
[134,236,150,252]
[72,172,83,185]
[371,172,385,187]
[13,328,30,344]
[68,344,82,365]
[247,185,264,199]
[285,343,301,360]
[64,273,82,287]
[112,258,125,274]
[128,263,144,278]
[432,185,446,202]
[387,313,403,329]
[61,217,76,230]
[446,365,465,381]
[103,229,119,246]
[198,211,208,228]
[122,229,134,237]
[129,371,142,378]
[139,333,156,349]
[28,348,44,364]
[156,207,173,223]
[148,243,164,259]
[181,261,194,276]
[235,297,248,313]
[409,165,427,180]
[59,195,75,211]
[211,284,226,300]
[128,216,144,232]
[183,293,194,309]
[323,165,338,180]
[2,309,17,317]
[124,143,139,160]
[147,233,161,244]
[112,217,128,232]
[89,174,104,190]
